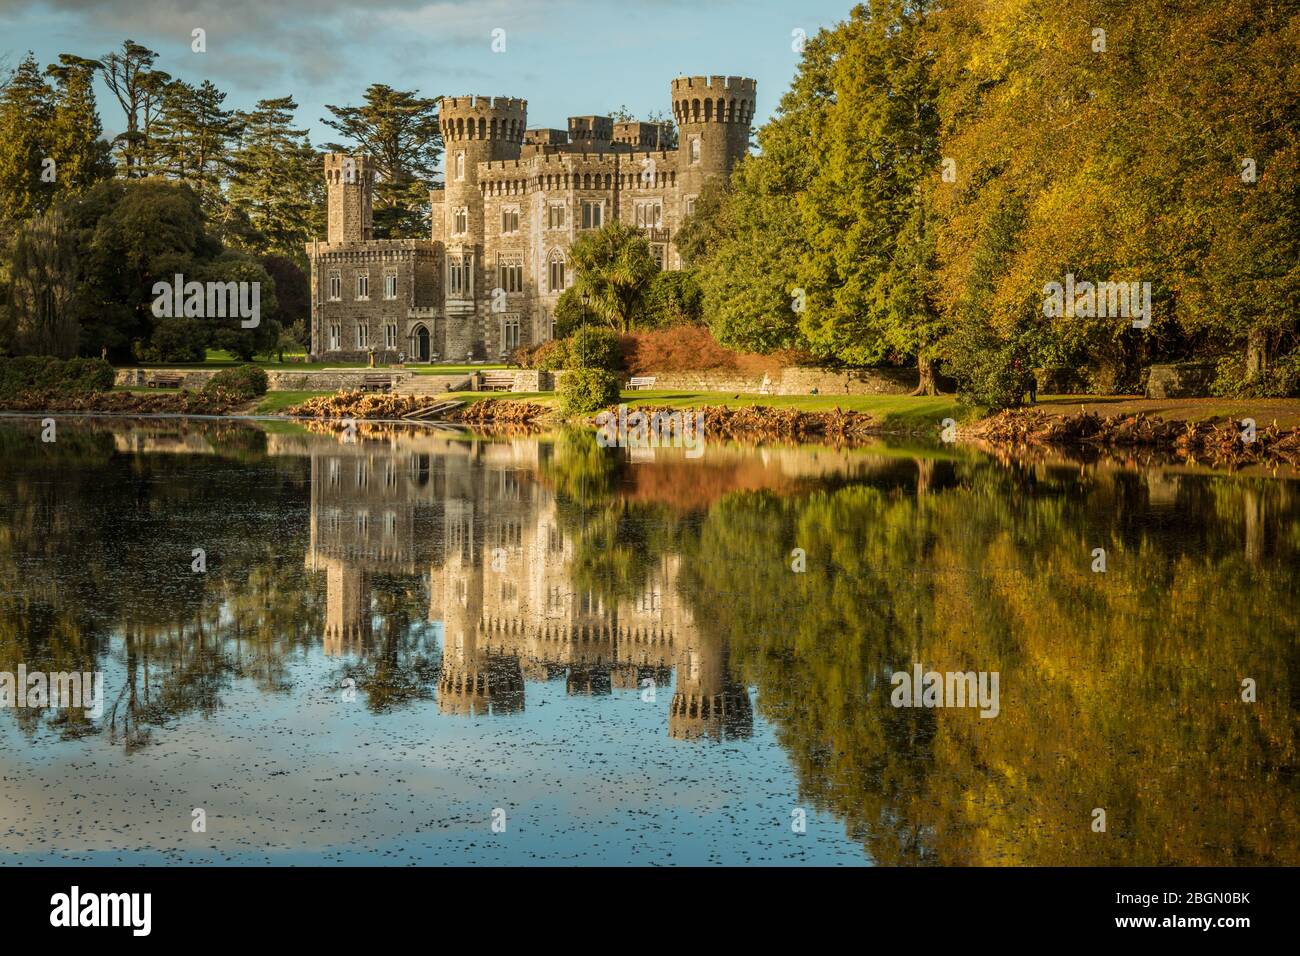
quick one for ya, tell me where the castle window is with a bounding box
[501,313,520,353]
[581,200,602,229]
[356,272,369,300]
[454,207,468,234]
[635,201,662,227]
[455,151,465,181]
[329,323,340,351]
[384,270,398,300]
[650,244,665,269]
[385,323,397,349]
[548,253,566,293]
[689,136,701,164]
[357,322,369,348]
[498,254,523,293]
[686,195,697,217]
[547,203,566,229]
[501,205,520,234]
[328,270,341,301]
[448,252,474,297]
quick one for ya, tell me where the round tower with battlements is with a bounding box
[324,153,375,244]
[438,96,527,359]
[670,75,756,198]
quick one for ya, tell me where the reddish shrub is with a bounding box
[618,327,784,376]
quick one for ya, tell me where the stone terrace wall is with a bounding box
[114,368,471,392]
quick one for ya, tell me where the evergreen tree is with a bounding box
[323,85,441,238]
[0,54,55,223]
[151,79,241,209]
[96,40,167,176]
[228,96,321,263]
[45,55,113,198]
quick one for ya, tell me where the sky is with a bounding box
[0,0,853,170]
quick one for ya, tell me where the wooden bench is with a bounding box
[479,372,515,391]
[627,376,657,390]
[147,373,184,389]
[360,374,392,393]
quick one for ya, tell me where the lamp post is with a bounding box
[580,290,590,368]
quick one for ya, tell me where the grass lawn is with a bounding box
[619,390,965,426]
[254,390,334,414]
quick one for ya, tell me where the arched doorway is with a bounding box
[411,325,430,362]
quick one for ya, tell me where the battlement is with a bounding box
[671,75,757,125]
[568,115,613,144]
[439,95,527,113]
[671,75,756,96]
[440,95,528,143]
[323,152,375,184]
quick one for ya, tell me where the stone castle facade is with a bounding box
[306,75,756,363]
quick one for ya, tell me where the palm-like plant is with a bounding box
[568,221,659,332]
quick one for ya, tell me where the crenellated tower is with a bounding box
[437,96,527,359]
[670,75,756,198]
[324,152,375,244]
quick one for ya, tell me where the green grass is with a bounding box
[254,390,333,414]
[618,390,965,426]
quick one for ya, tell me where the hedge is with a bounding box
[203,364,269,400]
[0,356,115,398]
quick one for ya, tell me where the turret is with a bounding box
[324,153,374,244]
[670,75,756,196]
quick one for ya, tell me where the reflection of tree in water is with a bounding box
[673,462,1300,865]
[335,582,442,713]
[0,420,323,748]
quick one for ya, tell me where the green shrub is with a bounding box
[566,326,622,371]
[1212,352,1300,398]
[149,317,207,363]
[536,339,569,371]
[560,367,620,414]
[203,364,268,400]
[0,356,114,398]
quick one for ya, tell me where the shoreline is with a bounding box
[4,391,1300,469]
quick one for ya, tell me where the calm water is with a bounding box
[0,416,1296,866]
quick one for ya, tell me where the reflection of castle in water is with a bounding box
[303,434,751,740]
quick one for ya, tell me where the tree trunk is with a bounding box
[1246,327,1270,380]
[910,354,938,396]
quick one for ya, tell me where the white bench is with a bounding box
[627,376,657,390]
[479,371,515,391]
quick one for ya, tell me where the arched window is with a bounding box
[548,250,566,293]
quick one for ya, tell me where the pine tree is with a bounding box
[151,79,240,208]
[0,53,55,223]
[96,40,168,177]
[45,54,113,199]
[228,96,321,263]
[323,85,441,238]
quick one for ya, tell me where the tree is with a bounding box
[151,79,240,209]
[686,23,834,355]
[567,221,658,332]
[70,179,215,361]
[794,1,943,385]
[96,40,167,176]
[0,54,55,223]
[228,97,321,262]
[45,55,113,199]
[323,85,441,238]
[643,269,703,327]
[8,208,79,356]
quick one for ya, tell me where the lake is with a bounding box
[0,416,1296,865]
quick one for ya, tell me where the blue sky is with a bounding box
[1,0,853,169]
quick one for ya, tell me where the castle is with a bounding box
[306,75,756,363]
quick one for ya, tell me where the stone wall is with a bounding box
[1145,361,1218,399]
[115,368,471,393]
[631,367,918,395]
